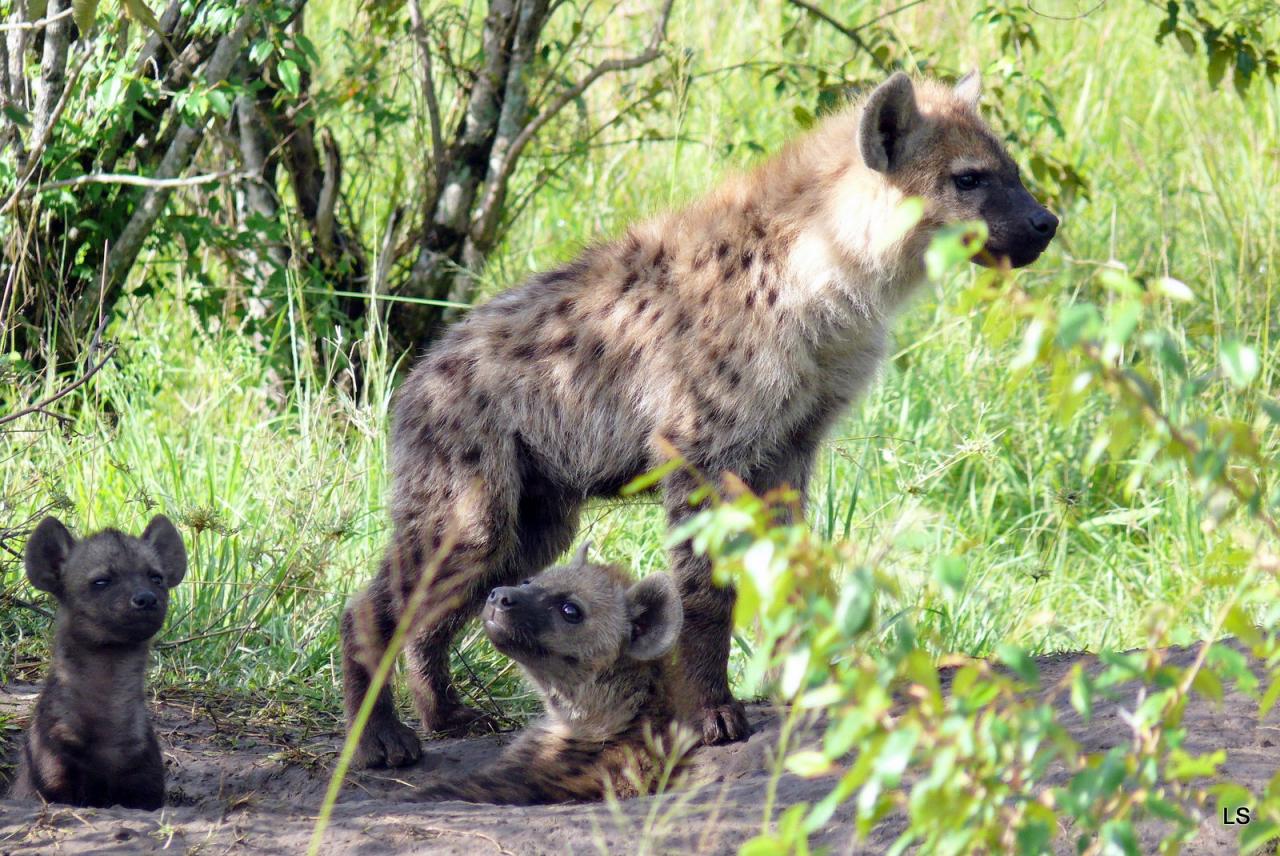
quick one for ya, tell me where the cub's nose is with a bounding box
[1029,208,1059,239]
[131,591,159,610]
[487,586,523,611]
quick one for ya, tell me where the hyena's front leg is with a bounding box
[664,473,750,745]
[341,571,422,769]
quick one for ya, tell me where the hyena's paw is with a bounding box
[428,703,500,737]
[696,699,751,745]
[350,718,422,769]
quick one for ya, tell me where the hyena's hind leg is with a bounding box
[405,474,582,734]
[342,570,422,769]
[663,469,750,745]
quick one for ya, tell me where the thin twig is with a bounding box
[0,335,117,428]
[8,597,54,619]
[407,0,446,193]
[0,7,74,32]
[27,169,247,194]
[787,0,887,72]
[471,0,676,245]
[0,45,93,215]
[855,0,929,31]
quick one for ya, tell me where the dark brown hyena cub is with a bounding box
[8,515,187,810]
[416,545,692,804]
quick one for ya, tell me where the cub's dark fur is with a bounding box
[416,546,690,804]
[8,516,187,811]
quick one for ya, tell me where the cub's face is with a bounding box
[482,550,681,691]
[858,72,1058,269]
[25,516,187,645]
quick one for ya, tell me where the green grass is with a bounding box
[2,0,1277,721]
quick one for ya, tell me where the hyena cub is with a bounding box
[8,516,187,810]
[416,545,690,804]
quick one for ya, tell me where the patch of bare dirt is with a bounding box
[2,643,1276,854]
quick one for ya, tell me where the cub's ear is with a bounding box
[142,515,187,589]
[25,517,75,595]
[625,573,682,661]
[954,69,982,109]
[568,540,593,569]
[859,71,923,173]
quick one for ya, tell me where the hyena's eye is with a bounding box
[149,573,164,585]
[520,579,532,586]
[91,577,111,589]
[953,172,985,191]
[559,601,583,624]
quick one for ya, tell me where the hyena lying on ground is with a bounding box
[416,545,690,804]
[8,516,187,810]
[342,70,1058,767]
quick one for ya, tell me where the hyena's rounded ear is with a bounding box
[142,515,187,589]
[625,573,682,661]
[568,540,593,569]
[954,70,982,110]
[24,516,75,595]
[859,71,923,173]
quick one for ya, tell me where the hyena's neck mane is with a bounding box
[539,657,674,744]
[668,103,930,330]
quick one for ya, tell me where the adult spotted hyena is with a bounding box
[342,71,1057,767]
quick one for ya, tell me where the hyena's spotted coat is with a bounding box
[342,71,1058,768]
[416,547,689,804]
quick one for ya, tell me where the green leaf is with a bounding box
[1220,340,1259,388]
[925,220,986,280]
[1057,303,1102,347]
[1012,317,1047,370]
[1175,29,1197,57]
[1167,748,1225,780]
[1100,820,1139,856]
[72,0,99,33]
[785,750,832,777]
[932,555,966,593]
[621,458,681,496]
[1098,266,1142,297]
[1241,819,1280,854]
[1,105,30,127]
[278,59,302,96]
[1151,276,1194,302]
[996,643,1039,685]
[886,197,925,246]
[121,0,163,34]
[739,836,789,856]
[1208,47,1229,89]
[1070,664,1093,721]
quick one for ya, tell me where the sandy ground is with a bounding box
[1,643,1276,854]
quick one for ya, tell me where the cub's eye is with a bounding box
[150,573,165,586]
[953,172,983,191]
[520,579,532,586]
[560,601,583,624]
[91,578,111,588]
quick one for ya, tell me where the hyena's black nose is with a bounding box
[488,587,522,610]
[131,591,158,610]
[1029,208,1059,238]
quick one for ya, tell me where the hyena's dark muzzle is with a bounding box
[979,183,1058,269]
[483,585,552,660]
